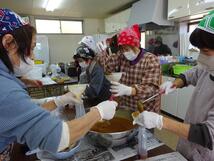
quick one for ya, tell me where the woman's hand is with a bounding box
[110,81,133,96]
[54,92,82,107]
[160,81,176,95]
[20,77,43,87]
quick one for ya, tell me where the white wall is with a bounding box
[30,16,105,64]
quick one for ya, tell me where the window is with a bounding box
[35,19,83,34]
[61,21,83,34]
[140,32,145,48]
[188,23,198,34]
[36,19,60,33]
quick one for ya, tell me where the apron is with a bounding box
[0,144,13,161]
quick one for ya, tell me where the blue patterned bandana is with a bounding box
[0,8,27,36]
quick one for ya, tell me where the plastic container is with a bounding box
[172,64,193,75]
[105,72,123,82]
[138,127,148,159]
[24,66,43,80]
[161,64,170,75]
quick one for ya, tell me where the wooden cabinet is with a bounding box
[189,0,214,15]
[168,0,214,20]
[161,76,178,116]
[105,9,131,33]
[168,0,190,20]
[161,89,178,116]
[177,85,194,119]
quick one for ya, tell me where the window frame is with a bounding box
[35,18,84,35]
[187,21,200,33]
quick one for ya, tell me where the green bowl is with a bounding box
[161,64,170,74]
[172,64,193,75]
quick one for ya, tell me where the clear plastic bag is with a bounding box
[138,127,148,159]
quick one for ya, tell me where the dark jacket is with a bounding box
[83,61,111,108]
[154,43,172,56]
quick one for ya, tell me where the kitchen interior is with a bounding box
[1,0,214,161]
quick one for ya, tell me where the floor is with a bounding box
[154,113,180,150]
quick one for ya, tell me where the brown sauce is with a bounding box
[91,117,136,133]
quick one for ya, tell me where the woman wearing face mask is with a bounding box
[0,9,117,161]
[74,45,112,108]
[97,24,161,112]
[17,58,43,88]
[134,12,214,160]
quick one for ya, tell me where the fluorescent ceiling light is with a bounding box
[43,0,63,12]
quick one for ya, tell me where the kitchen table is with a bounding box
[123,145,173,161]
[10,143,174,161]
[27,76,78,99]
[61,130,180,161]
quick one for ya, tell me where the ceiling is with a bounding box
[0,0,139,18]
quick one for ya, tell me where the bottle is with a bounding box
[138,127,148,159]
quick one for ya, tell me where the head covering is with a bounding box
[155,36,162,44]
[0,8,27,36]
[78,36,96,52]
[197,10,214,34]
[118,24,140,47]
[75,45,95,59]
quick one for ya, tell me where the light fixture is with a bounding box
[43,0,63,12]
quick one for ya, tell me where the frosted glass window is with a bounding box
[61,21,83,34]
[35,19,83,34]
[36,19,60,33]
[141,32,146,48]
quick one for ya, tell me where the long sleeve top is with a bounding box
[84,61,111,107]
[177,67,214,161]
[97,49,161,111]
[0,60,62,153]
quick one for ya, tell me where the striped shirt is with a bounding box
[97,49,161,112]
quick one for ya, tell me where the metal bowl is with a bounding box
[87,109,138,147]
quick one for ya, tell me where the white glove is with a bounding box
[133,111,163,130]
[95,100,118,120]
[54,92,82,107]
[160,81,176,95]
[110,81,132,96]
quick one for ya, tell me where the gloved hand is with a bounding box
[160,81,176,95]
[133,111,163,130]
[95,100,118,120]
[110,81,132,97]
[54,92,82,107]
[97,40,107,53]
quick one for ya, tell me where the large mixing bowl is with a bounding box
[105,72,123,82]
[87,109,138,147]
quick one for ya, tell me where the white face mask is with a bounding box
[14,57,34,77]
[123,51,138,61]
[197,53,214,74]
[79,62,88,68]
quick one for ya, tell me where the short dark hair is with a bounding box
[0,25,36,72]
[189,28,214,49]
